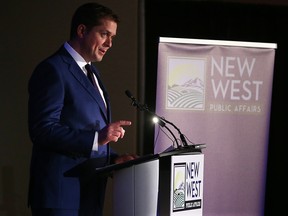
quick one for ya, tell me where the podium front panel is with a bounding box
[113,165,135,215]
[113,151,204,216]
[135,160,159,215]
[113,159,159,216]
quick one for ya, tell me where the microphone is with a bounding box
[125,90,187,149]
[125,90,136,106]
[125,90,134,100]
[125,90,147,111]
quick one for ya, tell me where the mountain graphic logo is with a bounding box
[166,57,206,110]
[167,78,204,110]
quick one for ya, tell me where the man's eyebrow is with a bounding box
[102,30,116,38]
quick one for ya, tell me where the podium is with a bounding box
[94,146,205,216]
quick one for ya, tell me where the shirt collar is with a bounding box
[64,42,90,71]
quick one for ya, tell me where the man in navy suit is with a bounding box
[28,3,136,216]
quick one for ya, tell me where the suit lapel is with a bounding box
[91,65,112,123]
[59,47,109,122]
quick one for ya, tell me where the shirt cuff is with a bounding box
[92,131,98,151]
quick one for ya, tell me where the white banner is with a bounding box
[155,37,276,216]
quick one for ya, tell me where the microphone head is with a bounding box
[125,90,133,99]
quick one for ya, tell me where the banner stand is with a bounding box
[155,37,276,215]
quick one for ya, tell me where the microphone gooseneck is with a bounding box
[125,89,190,149]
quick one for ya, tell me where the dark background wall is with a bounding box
[143,0,287,215]
[0,1,138,215]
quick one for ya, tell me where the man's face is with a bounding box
[80,19,117,62]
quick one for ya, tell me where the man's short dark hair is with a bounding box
[70,2,119,39]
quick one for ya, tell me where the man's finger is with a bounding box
[116,120,132,126]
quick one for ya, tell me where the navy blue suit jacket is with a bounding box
[28,45,114,211]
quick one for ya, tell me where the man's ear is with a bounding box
[77,24,87,38]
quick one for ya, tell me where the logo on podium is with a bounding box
[172,155,203,214]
